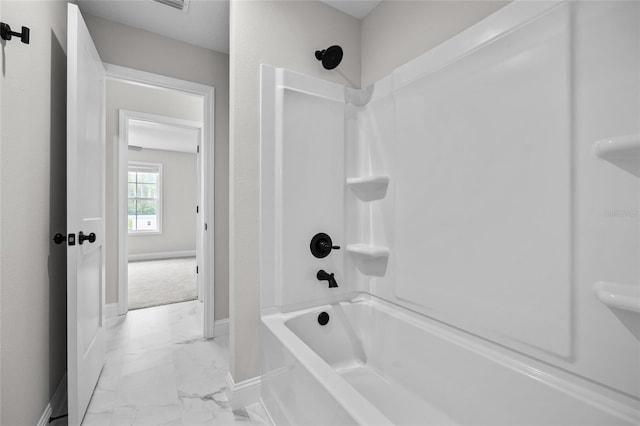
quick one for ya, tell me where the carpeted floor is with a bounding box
[128,257,197,310]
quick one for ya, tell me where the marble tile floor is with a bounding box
[79,300,270,426]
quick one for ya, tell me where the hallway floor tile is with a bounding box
[81,301,268,426]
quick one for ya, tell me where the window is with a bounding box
[128,162,162,234]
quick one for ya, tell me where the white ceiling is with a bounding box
[77,0,381,55]
[320,0,381,20]
[128,120,201,154]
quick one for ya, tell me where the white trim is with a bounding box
[128,250,196,262]
[117,108,128,316]
[214,318,229,336]
[0,6,3,421]
[37,374,67,426]
[105,303,119,318]
[225,372,261,410]
[105,63,214,96]
[123,109,203,132]
[36,401,52,426]
[107,64,215,339]
[202,81,216,339]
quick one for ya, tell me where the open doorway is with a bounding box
[125,112,202,310]
[107,64,216,338]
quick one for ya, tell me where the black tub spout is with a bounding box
[317,270,338,288]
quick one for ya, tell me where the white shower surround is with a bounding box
[259,1,640,424]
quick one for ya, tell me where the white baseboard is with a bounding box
[37,373,67,426]
[214,318,229,336]
[256,399,276,426]
[225,372,261,410]
[36,400,52,426]
[105,303,119,318]
[128,250,196,262]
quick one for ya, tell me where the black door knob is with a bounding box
[53,233,66,245]
[78,232,96,244]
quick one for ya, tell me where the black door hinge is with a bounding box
[197,145,200,154]
[196,266,199,274]
[196,205,199,214]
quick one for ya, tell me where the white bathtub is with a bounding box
[260,293,639,426]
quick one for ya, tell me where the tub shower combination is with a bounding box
[259,1,640,425]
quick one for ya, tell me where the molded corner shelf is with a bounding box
[347,244,390,277]
[346,244,390,258]
[593,135,640,176]
[594,135,640,160]
[346,176,389,201]
[593,281,640,313]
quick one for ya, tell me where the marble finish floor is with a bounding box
[82,300,268,426]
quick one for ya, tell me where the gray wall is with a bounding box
[361,0,510,86]
[229,0,361,383]
[0,1,68,424]
[85,15,230,320]
[128,149,197,256]
[105,79,202,302]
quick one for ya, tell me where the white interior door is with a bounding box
[67,4,106,425]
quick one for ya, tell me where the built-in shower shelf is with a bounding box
[593,281,640,313]
[593,135,640,176]
[346,176,389,201]
[594,135,640,159]
[347,244,390,277]
[347,244,390,258]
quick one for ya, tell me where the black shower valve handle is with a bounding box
[310,232,340,258]
[319,240,340,251]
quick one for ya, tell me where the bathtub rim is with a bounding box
[261,292,640,425]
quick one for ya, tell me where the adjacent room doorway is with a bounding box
[124,111,202,310]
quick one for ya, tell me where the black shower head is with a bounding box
[315,45,343,70]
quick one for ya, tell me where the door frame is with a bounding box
[106,64,216,338]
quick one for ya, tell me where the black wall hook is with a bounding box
[1,22,30,44]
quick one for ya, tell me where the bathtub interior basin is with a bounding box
[260,293,640,426]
